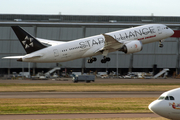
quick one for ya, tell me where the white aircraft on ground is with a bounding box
[149,88,180,120]
[3,24,174,63]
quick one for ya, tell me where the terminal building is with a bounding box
[0,14,180,76]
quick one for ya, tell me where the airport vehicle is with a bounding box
[72,75,95,83]
[3,24,174,63]
[149,88,180,120]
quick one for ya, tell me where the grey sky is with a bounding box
[0,0,180,16]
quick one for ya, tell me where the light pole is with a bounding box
[116,51,118,76]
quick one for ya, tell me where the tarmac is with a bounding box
[1,77,180,84]
[0,114,160,120]
[0,91,162,98]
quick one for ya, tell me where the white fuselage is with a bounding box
[22,24,174,62]
[149,88,180,120]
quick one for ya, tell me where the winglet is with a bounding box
[11,26,47,54]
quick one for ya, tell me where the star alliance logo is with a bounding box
[22,36,34,49]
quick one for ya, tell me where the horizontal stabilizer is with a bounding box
[2,56,24,59]
[2,54,43,62]
[2,56,24,62]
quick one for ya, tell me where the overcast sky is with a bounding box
[1,0,180,16]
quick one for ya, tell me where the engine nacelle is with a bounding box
[120,40,143,54]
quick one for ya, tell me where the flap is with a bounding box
[102,34,120,48]
[95,34,123,54]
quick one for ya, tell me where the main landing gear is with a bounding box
[87,56,111,63]
[87,57,97,63]
[101,56,110,63]
[159,40,164,48]
[87,49,111,64]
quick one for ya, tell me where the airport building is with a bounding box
[0,14,180,75]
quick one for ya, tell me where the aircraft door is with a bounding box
[157,26,162,34]
[53,49,59,60]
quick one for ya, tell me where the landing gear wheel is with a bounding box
[92,57,97,61]
[101,59,106,63]
[106,57,110,62]
[101,56,110,63]
[87,59,93,63]
[159,44,163,48]
[87,57,97,63]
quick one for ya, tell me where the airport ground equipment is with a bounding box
[45,67,60,77]
[72,75,95,83]
[153,68,169,79]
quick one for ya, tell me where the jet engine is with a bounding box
[120,40,143,54]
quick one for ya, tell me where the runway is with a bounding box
[0,113,160,120]
[0,91,162,98]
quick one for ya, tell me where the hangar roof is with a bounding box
[1,14,180,23]
[0,22,180,28]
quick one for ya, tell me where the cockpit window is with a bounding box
[165,96,169,100]
[158,96,175,100]
[169,96,175,100]
[158,96,165,100]
[166,27,169,29]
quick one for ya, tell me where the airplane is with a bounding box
[3,24,174,63]
[149,88,180,120]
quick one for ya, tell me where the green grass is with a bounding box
[0,98,155,114]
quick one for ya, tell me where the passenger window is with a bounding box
[165,96,169,100]
[169,96,175,100]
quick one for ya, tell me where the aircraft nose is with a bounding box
[148,100,159,113]
[148,100,164,114]
[149,100,171,119]
[170,29,174,36]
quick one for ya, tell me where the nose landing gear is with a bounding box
[159,40,164,48]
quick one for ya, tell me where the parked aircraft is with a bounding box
[3,24,174,63]
[149,88,180,120]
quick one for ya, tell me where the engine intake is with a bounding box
[120,40,143,54]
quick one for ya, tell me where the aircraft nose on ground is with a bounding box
[149,100,171,119]
[148,101,157,113]
[148,100,162,114]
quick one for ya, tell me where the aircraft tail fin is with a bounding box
[11,26,47,54]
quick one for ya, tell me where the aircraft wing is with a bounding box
[95,34,123,54]
[37,38,66,46]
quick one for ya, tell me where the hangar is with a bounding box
[0,14,180,76]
